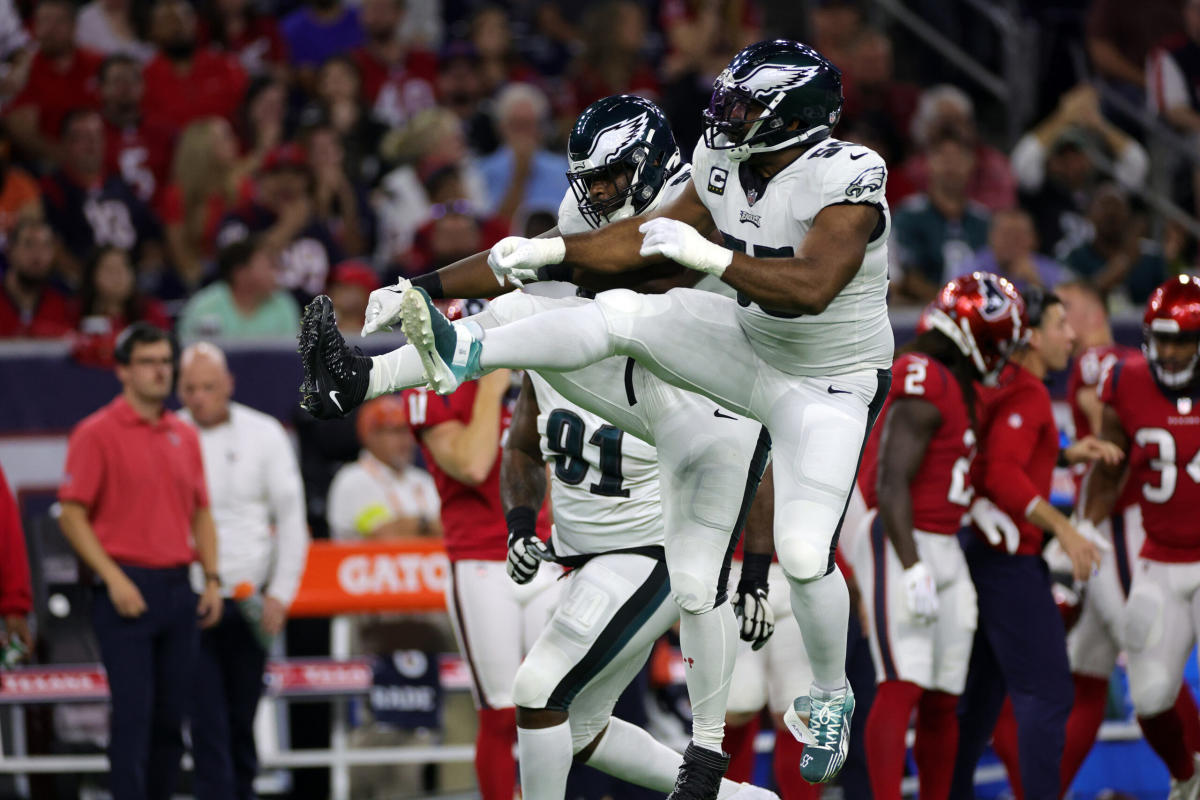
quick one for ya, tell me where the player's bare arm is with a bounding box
[1079,403,1131,524]
[733,462,776,651]
[417,370,511,486]
[499,375,548,514]
[875,397,941,570]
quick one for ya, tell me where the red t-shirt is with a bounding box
[196,17,289,74]
[351,47,437,126]
[103,115,176,207]
[1100,353,1200,563]
[7,48,103,142]
[59,396,207,568]
[973,364,1058,555]
[401,381,550,562]
[141,49,248,134]
[858,352,976,535]
[0,462,32,616]
[0,285,78,338]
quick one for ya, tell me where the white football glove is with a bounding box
[970,497,1021,554]
[361,278,411,336]
[902,561,939,624]
[638,218,734,277]
[506,531,553,585]
[488,236,565,287]
[1071,517,1113,553]
[732,583,775,651]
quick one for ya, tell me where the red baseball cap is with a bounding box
[356,396,409,441]
[329,260,381,293]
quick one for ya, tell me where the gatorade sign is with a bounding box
[289,539,451,616]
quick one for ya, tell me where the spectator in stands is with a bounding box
[1148,0,1200,136]
[436,39,495,154]
[237,76,290,170]
[197,0,289,79]
[969,209,1076,294]
[326,259,377,335]
[891,129,991,305]
[0,0,31,104]
[811,0,864,79]
[58,322,222,800]
[177,236,300,340]
[5,0,102,166]
[1062,183,1167,307]
[478,83,568,223]
[900,85,1017,212]
[99,54,175,207]
[470,6,537,100]
[304,122,373,256]
[162,117,251,290]
[177,341,309,800]
[0,219,77,338]
[0,462,33,663]
[569,1,659,109]
[327,395,440,541]
[216,143,343,299]
[281,0,363,78]
[301,56,388,188]
[350,0,437,128]
[0,123,43,247]
[142,0,248,135]
[1087,0,1182,113]
[74,246,171,367]
[41,108,163,279]
[75,0,155,62]
[840,29,919,154]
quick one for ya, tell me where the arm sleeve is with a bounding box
[58,425,104,507]
[0,466,32,616]
[1009,133,1047,191]
[980,387,1045,518]
[263,421,309,606]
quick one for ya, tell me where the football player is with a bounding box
[850,273,1024,800]
[1077,275,1200,799]
[501,367,776,800]
[949,288,1107,800]
[393,39,890,784]
[301,94,780,798]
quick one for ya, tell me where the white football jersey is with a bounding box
[691,137,894,376]
[529,373,664,557]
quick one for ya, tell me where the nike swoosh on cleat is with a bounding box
[713,409,737,419]
[329,390,343,411]
[827,386,851,395]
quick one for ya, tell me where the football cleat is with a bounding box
[788,684,854,784]
[667,743,729,800]
[298,295,371,419]
[399,286,482,395]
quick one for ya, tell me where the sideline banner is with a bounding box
[289,539,450,617]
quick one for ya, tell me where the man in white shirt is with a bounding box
[177,342,309,800]
[327,396,441,541]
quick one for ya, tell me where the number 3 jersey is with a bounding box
[856,352,975,534]
[690,137,893,378]
[528,373,664,558]
[1099,353,1200,562]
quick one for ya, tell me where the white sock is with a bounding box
[789,566,850,692]
[679,602,738,752]
[585,717,747,796]
[517,721,573,800]
[367,346,427,398]
[479,302,614,371]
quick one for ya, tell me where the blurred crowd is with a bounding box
[0,0,1196,355]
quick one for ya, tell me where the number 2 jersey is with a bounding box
[1099,353,1200,562]
[857,352,975,534]
[690,137,894,378]
[401,381,551,562]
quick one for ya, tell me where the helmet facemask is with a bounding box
[1145,324,1200,389]
[568,150,646,228]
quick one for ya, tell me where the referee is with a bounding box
[59,322,222,800]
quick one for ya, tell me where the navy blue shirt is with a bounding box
[216,203,344,301]
[41,172,162,263]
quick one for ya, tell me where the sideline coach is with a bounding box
[59,322,222,800]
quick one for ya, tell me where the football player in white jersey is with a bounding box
[300,95,786,798]
[501,368,776,800]
[393,40,892,784]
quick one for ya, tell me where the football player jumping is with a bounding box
[1077,275,1200,800]
[850,273,1023,800]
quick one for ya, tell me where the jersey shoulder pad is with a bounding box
[808,141,888,208]
[1098,353,1144,406]
[894,352,949,402]
[691,138,734,202]
[556,189,590,235]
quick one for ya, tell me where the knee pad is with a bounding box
[777,536,830,583]
[594,288,647,318]
[670,569,718,615]
[511,659,555,711]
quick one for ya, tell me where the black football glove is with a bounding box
[731,553,774,651]
[505,507,553,584]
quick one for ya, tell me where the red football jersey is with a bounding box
[1068,344,1140,440]
[974,363,1060,555]
[401,380,550,562]
[351,48,437,127]
[1099,353,1200,562]
[103,117,176,206]
[858,352,975,535]
[141,50,248,134]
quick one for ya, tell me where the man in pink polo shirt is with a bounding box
[58,322,222,800]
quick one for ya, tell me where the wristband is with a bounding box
[739,552,772,587]
[505,506,538,540]
[537,264,574,282]
[412,271,444,299]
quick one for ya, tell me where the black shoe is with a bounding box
[667,743,730,800]
[298,295,370,419]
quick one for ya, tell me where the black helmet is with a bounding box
[703,39,843,162]
[567,94,682,229]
